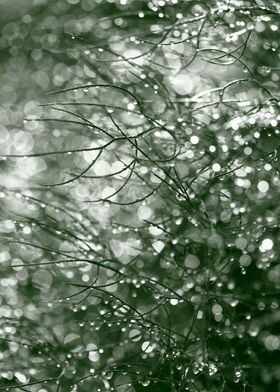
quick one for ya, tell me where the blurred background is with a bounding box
[0,1,279,391]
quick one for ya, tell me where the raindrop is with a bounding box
[208,363,218,376]
[142,341,154,353]
[141,379,151,387]
[129,329,141,342]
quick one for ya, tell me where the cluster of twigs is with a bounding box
[0,0,279,391]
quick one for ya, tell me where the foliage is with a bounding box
[0,0,279,391]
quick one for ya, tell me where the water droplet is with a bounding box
[104,371,113,380]
[260,238,273,252]
[129,329,141,342]
[142,341,154,353]
[233,368,243,383]
[141,379,151,386]
[208,363,218,376]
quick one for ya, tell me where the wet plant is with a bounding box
[0,0,279,391]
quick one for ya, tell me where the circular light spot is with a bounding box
[137,205,152,220]
[208,233,224,249]
[23,226,31,235]
[257,180,269,193]
[239,254,251,266]
[186,150,194,159]
[235,237,247,250]
[88,351,100,362]
[169,73,194,95]
[264,335,280,351]
[212,163,221,172]
[184,254,200,269]
[127,103,135,110]
[260,238,273,252]
[190,135,199,145]
[244,147,252,155]
[212,304,223,315]
[248,324,260,337]
[129,329,141,342]
[142,341,154,353]
[264,163,272,171]
[75,184,89,198]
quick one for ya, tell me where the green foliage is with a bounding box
[0,0,279,391]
